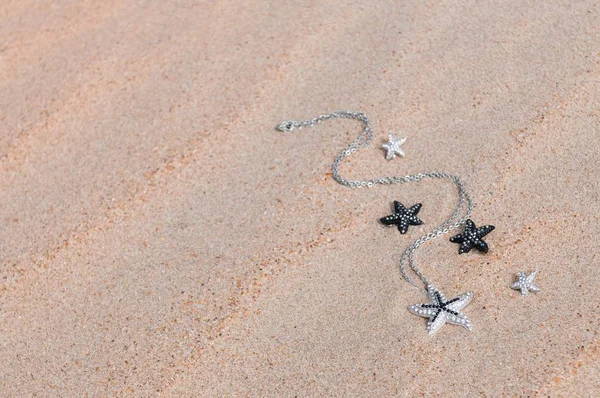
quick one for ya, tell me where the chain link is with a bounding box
[277,111,474,293]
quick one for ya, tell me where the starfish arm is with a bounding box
[394,201,407,213]
[459,242,472,254]
[395,147,406,157]
[474,239,489,253]
[528,283,541,292]
[510,281,522,290]
[427,311,448,335]
[475,225,495,238]
[380,215,398,225]
[526,271,538,284]
[398,221,409,234]
[446,292,474,311]
[408,216,424,226]
[408,203,422,215]
[385,150,396,160]
[449,234,465,243]
[464,219,476,231]
[427,286,445,304]
[445,311,472,331]
[408,304,431,318]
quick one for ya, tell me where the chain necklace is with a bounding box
[277,111,479,335]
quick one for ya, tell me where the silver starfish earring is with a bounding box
[382,134,407,160]
[276,111,483,336]
[510,271,540,296]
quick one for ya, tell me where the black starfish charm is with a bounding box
[380,201,423,234]
[450,219,495,254]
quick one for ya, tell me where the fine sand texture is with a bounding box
[1,1,599,396]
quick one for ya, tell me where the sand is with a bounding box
[0,0,599,396]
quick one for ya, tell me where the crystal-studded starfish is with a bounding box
[510,271,540,296]
[408,285,473,335]
[381,134,407,160]
[450,219,495,254]
[380,201,423,234]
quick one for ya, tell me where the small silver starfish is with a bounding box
[408,285,473,335]
[510,271,540,296]
[381,134,407,160]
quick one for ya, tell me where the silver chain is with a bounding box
[277,111,474,294]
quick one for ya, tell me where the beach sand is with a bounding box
[0,0,599,396]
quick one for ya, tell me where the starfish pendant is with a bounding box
[510,271,541,296]
[450,219,495,254]
[380,201,424,234]
[381,134,407,160]
[408,285,473,335]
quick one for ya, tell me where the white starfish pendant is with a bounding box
[510,271,540,296]
[408,285,473,335]
[381,134,407,160]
